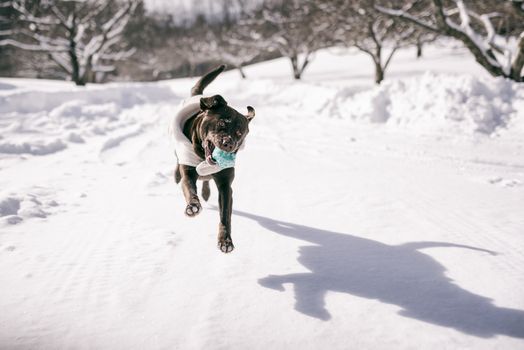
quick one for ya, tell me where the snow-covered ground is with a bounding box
[1,44,523,349]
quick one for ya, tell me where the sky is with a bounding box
[143,0,260,20]
[144,0,223,16]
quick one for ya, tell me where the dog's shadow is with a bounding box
[233,209,524,338]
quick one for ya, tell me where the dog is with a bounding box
[173,65,255,253]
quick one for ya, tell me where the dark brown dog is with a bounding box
[174,65,255,253]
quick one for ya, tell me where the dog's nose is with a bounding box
[221,136,234,152]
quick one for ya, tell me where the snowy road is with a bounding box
[1,46,524,349]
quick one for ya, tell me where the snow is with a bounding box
[331,72,521,134]
[1,44,523,349]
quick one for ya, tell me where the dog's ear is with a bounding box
[200,95,227,110]
[246,106,255,122]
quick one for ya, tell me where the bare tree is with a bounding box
[1,0,139,85]
[375,0,524,82]
[190,0,261,79]
[412,29,438,58]
[194,31,260,79]
[321,1,414,84]
[245,0,329,79]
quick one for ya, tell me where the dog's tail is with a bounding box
[191,65,226,96]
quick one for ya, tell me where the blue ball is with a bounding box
[212,148,236,168]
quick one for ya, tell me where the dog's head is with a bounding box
[198,95,255,165]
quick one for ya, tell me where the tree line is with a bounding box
[1,0,523,85]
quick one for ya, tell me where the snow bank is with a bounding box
[223,69,522,136]
[0,82,178,157]
[329,73,522,135]
[1,64,522,161]
[0,139,67,155]
[0,83,175,114]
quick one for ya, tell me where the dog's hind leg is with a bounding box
[174,164,181,184]
[201,180,210,201]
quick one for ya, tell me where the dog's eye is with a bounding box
[218,120,225,128]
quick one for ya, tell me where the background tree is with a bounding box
[321,0,415,84]
[412,29,438,58]
[121,0,271,81]
[0,0,17,76]
[6,0,519,84]
[375,0,524,82]
[244,0,330,79]
[121,9,188,80]
[192,1,262,79]
[1,0,140,85]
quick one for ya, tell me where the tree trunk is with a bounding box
[427,0,506,79]
[444,30,507,79]
[298,54,311,78]
[376,2,515,80]
[289,55,311,80]
[68,40,85,86]
[237,66,246,79]
[374,61,384,84]
[374,45,384,84]
[353,45,387,84]
[290,55,301,80]
[67,16,85,86]
[416,42,423,58]
[509,35,524,82]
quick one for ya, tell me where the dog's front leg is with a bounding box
[213,168,234,253]
[179,165,201,217]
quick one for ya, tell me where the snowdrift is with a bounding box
[0,81,177,156]
[1,70,522,160]
[329,73,523,135]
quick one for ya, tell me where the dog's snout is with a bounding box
[221,136,235,152]
[221,136,232,147]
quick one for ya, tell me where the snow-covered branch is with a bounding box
[49,52,73,73]
[0,37,69,52]
[375,0,524,81]
[2,0,139,85]
[374,5,439,33]
[0,29,13,36]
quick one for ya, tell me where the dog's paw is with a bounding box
[185,202,201,217]
[218,237,234,254]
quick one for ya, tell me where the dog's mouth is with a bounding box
[204,139,217,165]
